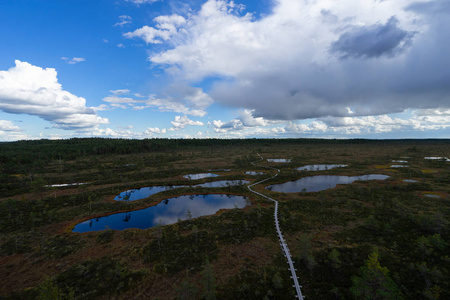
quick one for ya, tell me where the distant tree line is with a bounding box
[1,137,448,174]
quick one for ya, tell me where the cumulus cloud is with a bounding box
[330,17,415,59]
[114,15,132,27]
[170,115,203,130]
[212,109,270,132]
[102,86,211,116]
[61,57,86,64]
[0,60,108,130]
[124,14,186,44]
[135,0,449,122]
[0,120,21,132]
[145,127,166,134]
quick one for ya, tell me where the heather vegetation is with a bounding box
[1,138,449,299]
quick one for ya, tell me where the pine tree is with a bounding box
[350,251,404,300]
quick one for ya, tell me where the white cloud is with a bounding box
[117,43,125,48]
[102,87,211,116]
[0,120,21,132]
[114,15,132,27]
[110,89,131,95]
[124,14,186,44]
[145,127,166,134]
[126,0,159,5]
[212,109,270,132]
[141,0,449,122]
[170,115,204,130]
[0,60,108,130]
[61,57,86,64]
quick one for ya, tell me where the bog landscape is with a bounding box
[0,138,449,299]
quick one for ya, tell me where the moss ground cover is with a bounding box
[1,138,449,299]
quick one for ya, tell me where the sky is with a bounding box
[0,0,449,141]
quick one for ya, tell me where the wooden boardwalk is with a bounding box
[247,155,305,299]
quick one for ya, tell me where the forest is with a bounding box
[0,138,449,299]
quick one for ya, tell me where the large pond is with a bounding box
[183,173,219,180]
[114,180,249,202]
[266,174,389,193]
[296,164,347,171]
[73,194,249,232]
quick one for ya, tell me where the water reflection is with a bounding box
[403,179,418,183]
[245,171,265,175]
[114,180,249,202]
[183,173,219,180]
[45,183,87,188]
[390,165,409,168]
[296,164,347,171]
[425,157,450,162]
[114,186,185,201]
[424,194,441,199]
[194,180,249,188]
[73,194,249,232]
[266,174,389,193]
[267,159,291,163]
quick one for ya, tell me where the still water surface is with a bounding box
[114,180,249,201]
[183,173,219,180]
[73,194,249,232]
[267,159,291,163]
[246,171,265,175]
[296,164,347,171]
[266,174,389,193]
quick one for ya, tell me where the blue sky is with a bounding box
[0,0,449,141]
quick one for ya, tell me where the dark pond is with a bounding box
[183,173,219,180]
[266,174,389,193]
[296,164,347,171]
[73,194,249,232]
[245,171,265,175]
[114,181,250,202]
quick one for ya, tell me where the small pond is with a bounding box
[296,164,347,171]
[266,174,389,193]
[392,160,408,163]
[45,183,87,188]
[403,179,418,183]
[390,165,409,168]
[114,180,250,202]
[267,159,291,163]
[73,194,249,232]
[245,171,265,175]
[424,194,442,199]
[425,157,450,162]
[183,173,219,180]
